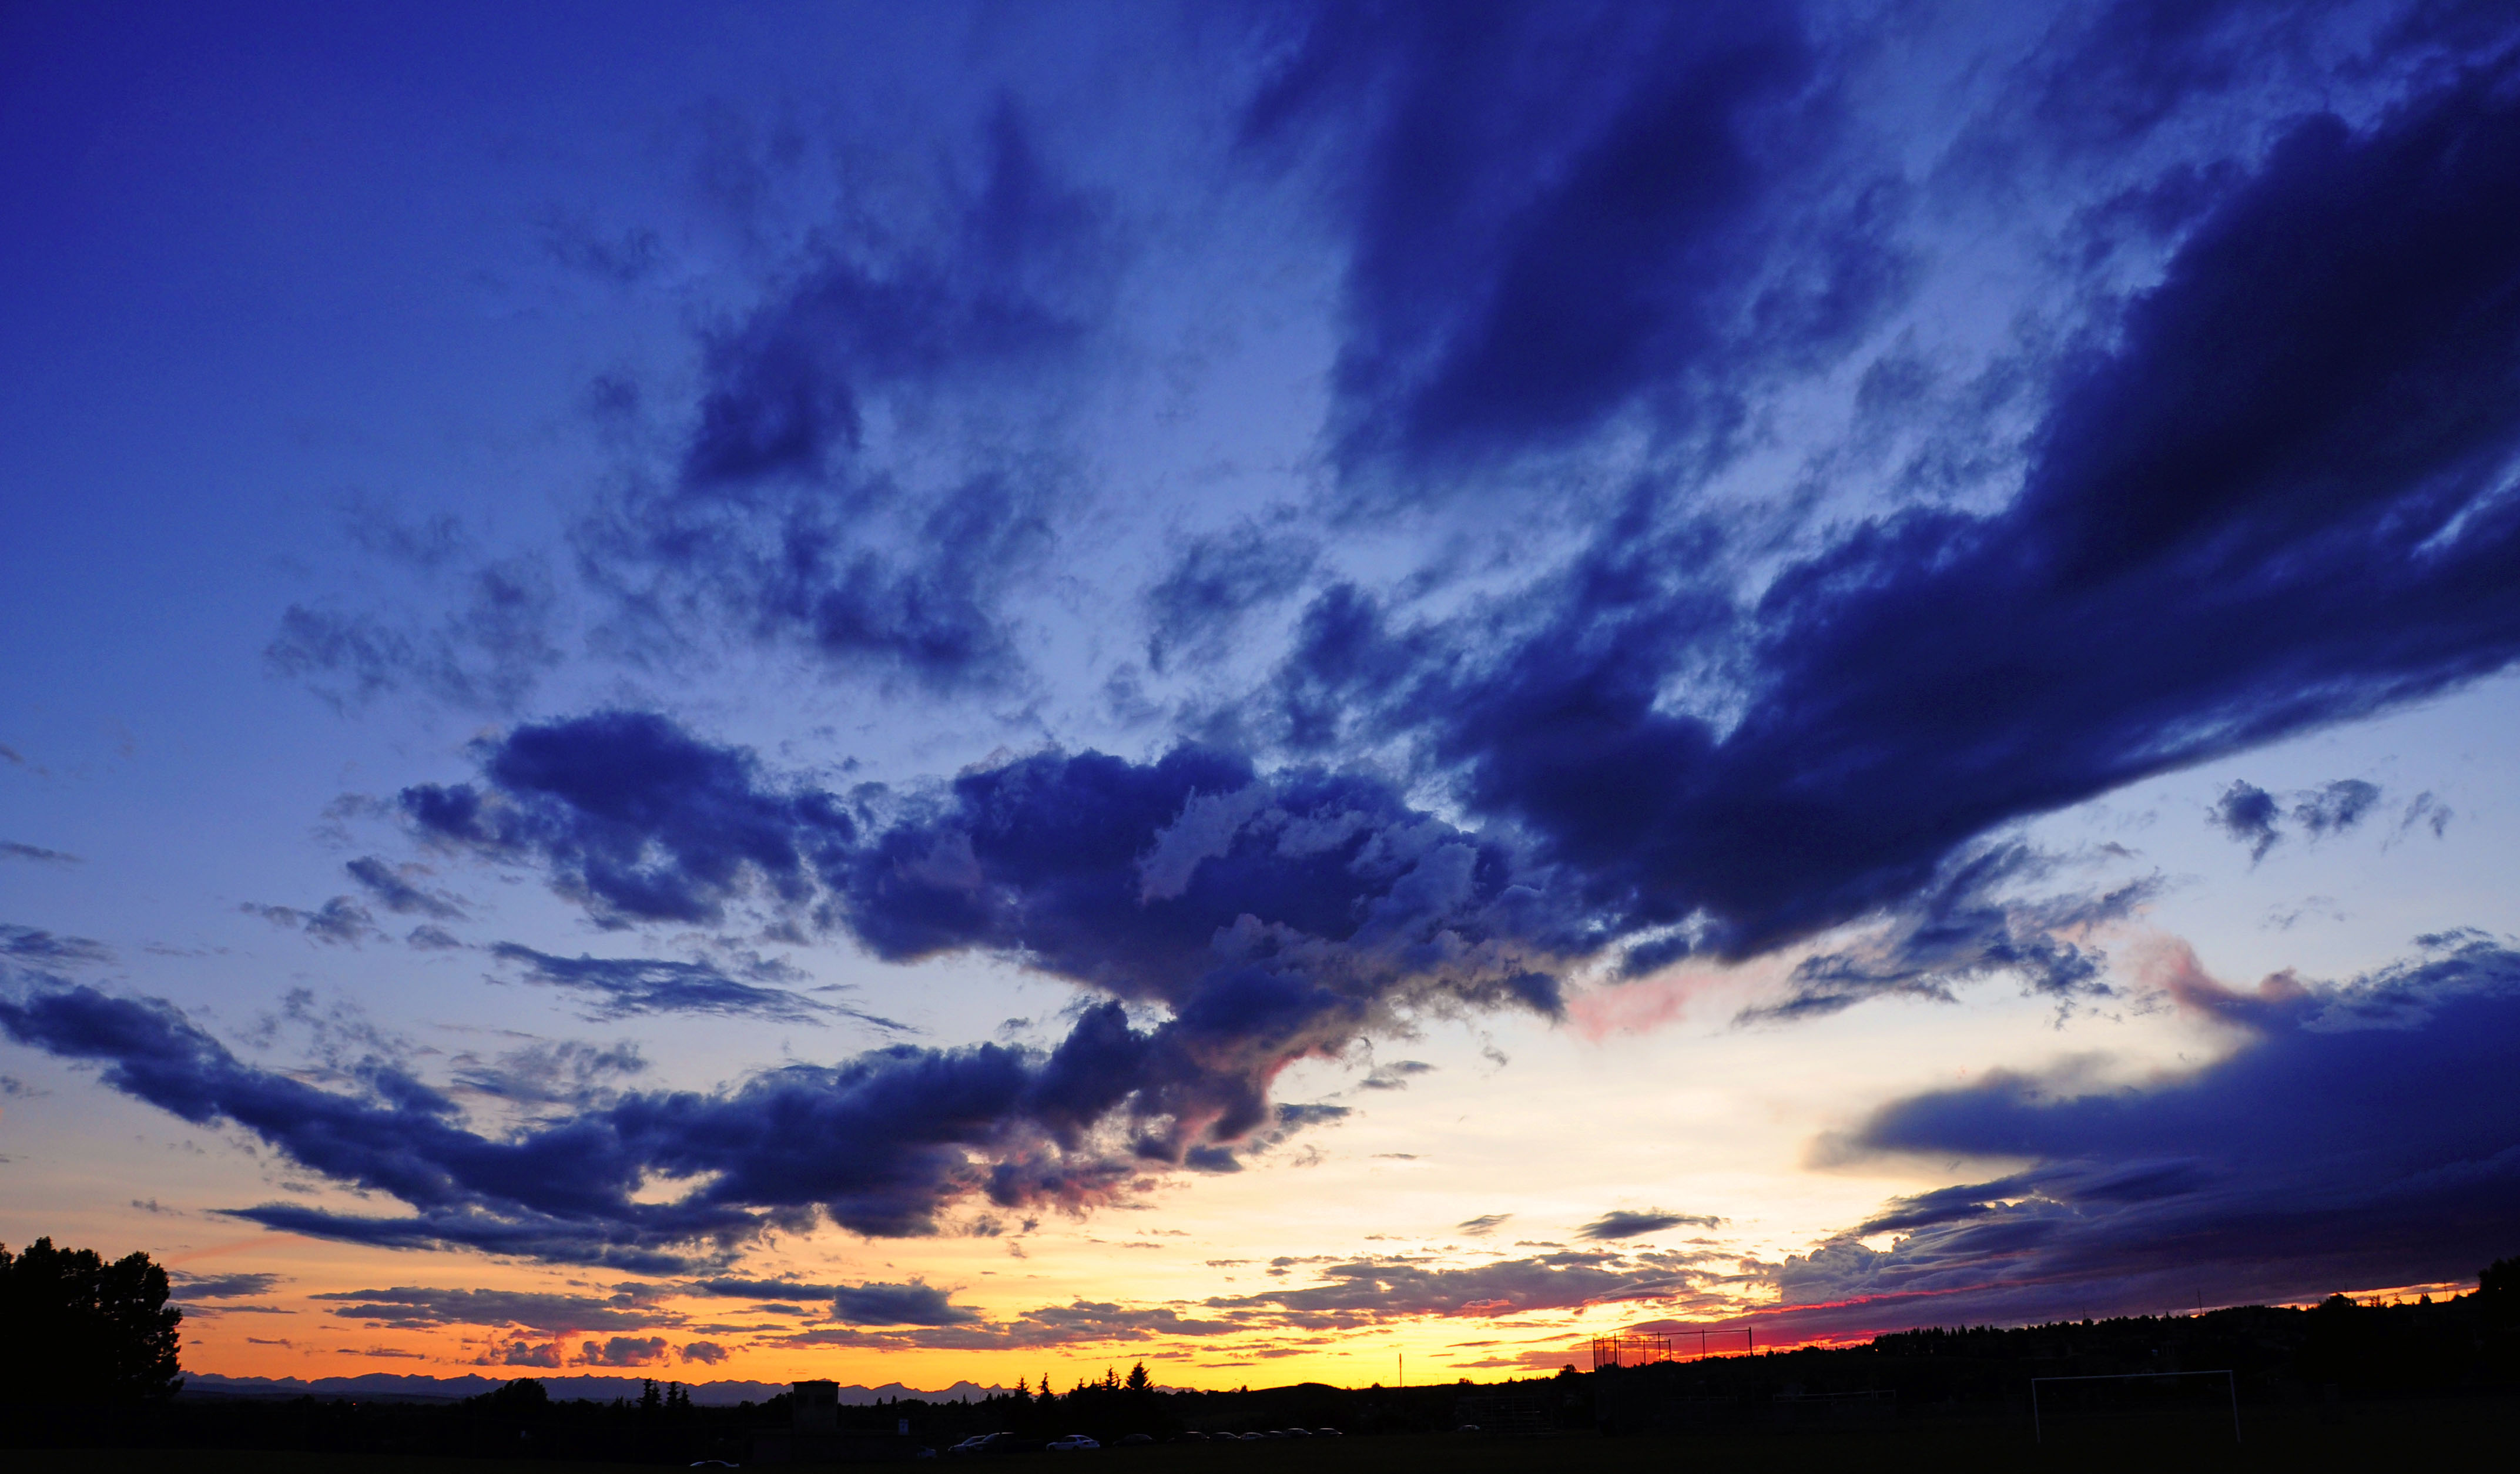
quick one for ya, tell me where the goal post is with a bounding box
[2030,1369,2239,1445]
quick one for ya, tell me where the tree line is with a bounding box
[4,1236,2514,1458]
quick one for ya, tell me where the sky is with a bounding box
[5,0,2520,1392]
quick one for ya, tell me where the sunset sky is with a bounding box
[6,0,2520,1393]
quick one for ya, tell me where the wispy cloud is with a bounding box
[0,924,113,967]
[1576,1210,1724,1242]
[488,942,892,1027]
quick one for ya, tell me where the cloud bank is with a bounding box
[1755,936,2520,1336]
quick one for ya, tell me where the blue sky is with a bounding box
[5,0,2519,1385]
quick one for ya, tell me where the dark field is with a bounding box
[13,1401,2515,1474]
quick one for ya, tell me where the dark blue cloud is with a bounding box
[778,1297,1240,1351]
[0,715,1598,1267]
[0,924,113,967]
[575,99,1106,694]
[487,942,889,1027]
[0,982,1173,1262]
[264,555,561,715]
[0,983,723,1270]
[311,1286,661,1334]
[686,1277,843,1300]
[337,495,476,573]
[1359,1058,1434,1091]
[2401,790,2455,839]
[1959,0,2311,173]
[1142,520,1318,674]
[0,983,1144,1259]
[1,841,81,867]
[844,742,1587,1157]
[401,709,849,927]
[172,1272,284,1301]
[408,716,1581,1169]
[2210,778,2386,859]
[2295,778,2382,836]
[538,213,663,288]
[1262,62,2520,990]
[1,963,1446,1262]
[445,1038,646,1108]
[677,101,1097,491]
[828,1279,976,1326]
[1205,1247,1710,1321]
[240,896,380,947]
[1575,1210,1724,1242]
[598,1013,1150,1238]
[2210,781,2283,860]
[585,465,1055,695]
[492,1342,562,1368]
[345,857,465,920]
[262,94,1110,709]
[1744,846,2158,1023]
[574,1335,668,1366]
[1248,1,1904,493]
[1765,934,2520,1332]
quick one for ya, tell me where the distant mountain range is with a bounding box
[180,1371,1008,1406]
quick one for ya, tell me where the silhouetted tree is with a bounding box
[2481,1256,2518,1327]
[477,1377,548,1415]
[0,1237,183,1403]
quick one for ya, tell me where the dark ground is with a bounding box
[9,1399,2516,1474]
[9,1289,2515,1469]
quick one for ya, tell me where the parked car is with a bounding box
[1313,1429,1343,1436]
[1046,1434,1101,1452]
[1115,1433,1154,1446]
[944,1433,1006,1458]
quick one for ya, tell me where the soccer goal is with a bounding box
[2030,1369,2240,1446]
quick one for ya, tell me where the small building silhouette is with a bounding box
[793,1380,840,1435]
[752,1380,923,1463]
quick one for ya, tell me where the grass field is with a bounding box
[11,1401,2513,1474]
